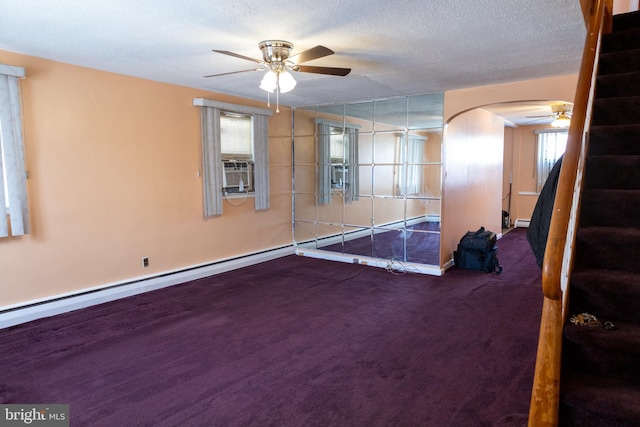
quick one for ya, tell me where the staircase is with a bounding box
[559,10,640,426]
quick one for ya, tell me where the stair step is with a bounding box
[560,371,640,426]
[613,10,640,33]
[584,155,640,189]
[592,96,640,125]
[564,319,640,383]
[570,268,640,323]
[559,11,640,425]
[589,125,640,155]
[574,227,640,273]
[580,189,640,228]
[598,48,640,75]
[601,27,640,53]
[596,71,640,98]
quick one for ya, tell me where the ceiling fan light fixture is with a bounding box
[259,70,277,93]
[278,70,297,93]
[551,112,571,128]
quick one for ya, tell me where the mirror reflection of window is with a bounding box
[330,128,348,189]
[397,134,427,196]
[316,120,360,204]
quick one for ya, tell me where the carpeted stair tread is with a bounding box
[560,371,640,427]
[613,10,640,33]
[601,27,640,53]
[589,125,640,155]
[592,96,640,125]
[598,48,640,75]
[560,10,640,426]
[563,319,640,383]
[596,71,640,98]
[574,227,640,273]
[580,189,640,227]
[570,268,640,323]
[584,155,640,189]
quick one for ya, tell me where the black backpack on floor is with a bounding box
[454,227,502,274]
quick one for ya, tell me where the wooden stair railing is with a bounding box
[527,1,613,426]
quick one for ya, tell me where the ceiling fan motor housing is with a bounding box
[259,40,293,69]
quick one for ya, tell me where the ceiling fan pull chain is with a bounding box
[276,75,280,113]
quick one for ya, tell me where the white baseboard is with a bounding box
[0,246,295,329]
[295,247,444,276]
[515,219,531,228]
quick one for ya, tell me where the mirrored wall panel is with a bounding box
[293,93,444,268]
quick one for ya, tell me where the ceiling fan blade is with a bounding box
[289,45,334,64]
[212,50,263,64]
[203,68,262,78]
[525,115,553,118]
[297,65,351,76]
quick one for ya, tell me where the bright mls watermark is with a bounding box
[0,405,69,426]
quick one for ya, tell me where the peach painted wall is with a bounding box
[614,0,639,14]
[0,50,292,308]
[442,109,505,265]
[502,126,515,224]
[443,73,578,246]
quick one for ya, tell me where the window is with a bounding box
[193,98,272,217]
[220,113,253,160]
[220,112,254,193]
[0,63,29,238]
[536,130,567,192]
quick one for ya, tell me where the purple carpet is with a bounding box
[0,228,541,426]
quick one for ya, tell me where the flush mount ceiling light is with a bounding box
[204,40,351,112]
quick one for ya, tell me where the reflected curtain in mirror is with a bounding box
[397,134,426,196]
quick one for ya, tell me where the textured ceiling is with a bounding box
[0,0,585,121]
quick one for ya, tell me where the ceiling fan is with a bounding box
[204,40,351,112]
[525,104,573,128]
[205,40,351,78]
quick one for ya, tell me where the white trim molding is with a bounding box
[193,98,273,117]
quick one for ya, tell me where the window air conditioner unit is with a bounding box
[222,161,253,193]
[331,164,348,189]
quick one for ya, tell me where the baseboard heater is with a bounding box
[514,219,531,228]
[0,245,294,329]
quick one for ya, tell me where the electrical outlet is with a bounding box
[142,257,149,268]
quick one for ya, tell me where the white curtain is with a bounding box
[316,122,332,205]
[253,113,270,211]
[201,106,223,217]
[0,65,29,237]
[398,135,425,196]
